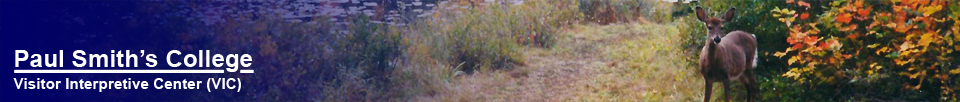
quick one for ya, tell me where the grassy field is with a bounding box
[403,22,721,101]
[313,1,757,101]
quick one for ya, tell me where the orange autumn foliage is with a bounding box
[773,0,960,100]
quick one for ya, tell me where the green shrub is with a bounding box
[338,16,403,82]
[579,0,640,24]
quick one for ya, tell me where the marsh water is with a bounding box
[16,0,524,45]
[167,0,522,26]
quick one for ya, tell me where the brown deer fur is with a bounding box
[695,7,758,102]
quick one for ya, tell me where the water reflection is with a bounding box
[167,0,453,26]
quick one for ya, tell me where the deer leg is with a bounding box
[739,78,752,102]
[723,80,731,102]
[704,80,713,102]
[742,70,757,102]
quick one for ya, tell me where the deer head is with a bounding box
[695,7,736,44]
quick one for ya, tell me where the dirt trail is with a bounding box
[438,23,704,102]
[507,40,608,101]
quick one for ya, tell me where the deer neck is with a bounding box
[704,43,728,63]
[700,41,724,75]
[705,41,723,61]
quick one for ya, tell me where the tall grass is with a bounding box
[389,0,582,101]
[578,0,677,24]
[397,0,580,73]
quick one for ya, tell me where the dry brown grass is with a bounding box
[402,22,719,101]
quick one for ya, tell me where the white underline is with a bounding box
[12,69,245,73]
[239,69,254,73]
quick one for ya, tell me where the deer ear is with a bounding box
[723,8,737,22]
[695,7,708,22]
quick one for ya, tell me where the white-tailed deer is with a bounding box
[695,7,758,102]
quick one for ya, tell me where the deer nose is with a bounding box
[713,37,721,43]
